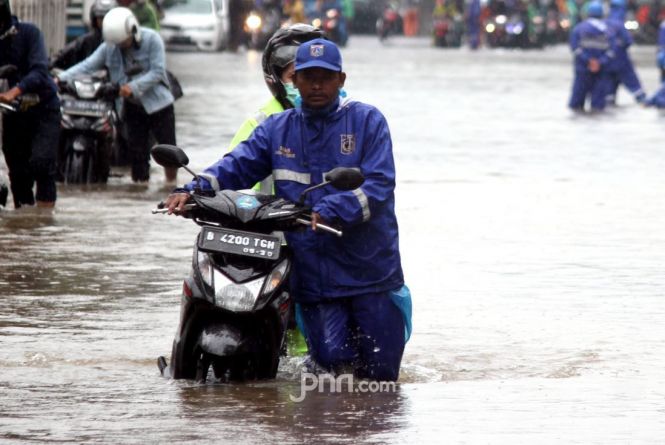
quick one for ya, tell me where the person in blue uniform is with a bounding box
[604,0,646,105]
[164,38,411,382]
[568,1,613,112]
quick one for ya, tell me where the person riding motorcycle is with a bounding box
[57,7,178,183]
[50,0,118,70]
[0,0,61,209]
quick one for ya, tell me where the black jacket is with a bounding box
[0,17,59,110]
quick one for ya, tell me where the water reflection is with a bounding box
[175,380,409,444]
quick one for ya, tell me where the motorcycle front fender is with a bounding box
[196,321,250,357]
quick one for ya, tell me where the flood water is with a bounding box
[2,36,665,443]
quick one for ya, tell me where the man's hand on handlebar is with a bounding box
[164,192,191,215]
[311,212,330,232]
[0,86,20,103]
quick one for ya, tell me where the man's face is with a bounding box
[293,67,346,109]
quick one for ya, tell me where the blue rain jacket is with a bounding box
[570,18,613,73]
[184,97,405,303]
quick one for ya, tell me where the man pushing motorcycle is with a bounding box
[164,38,411,382]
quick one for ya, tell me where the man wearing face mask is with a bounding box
[227,24,325,192]
[165,38,412,382]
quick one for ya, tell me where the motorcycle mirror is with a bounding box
[324,167,364,191]
[151,144,204,192]
[298,168,365,205]
[0,64,17,78]
[151,144,189,168]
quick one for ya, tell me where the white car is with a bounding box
[160,0,229,51]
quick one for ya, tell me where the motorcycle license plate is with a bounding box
[199,227,281,259]
[62,99,108,117]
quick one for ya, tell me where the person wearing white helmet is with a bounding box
[57,6,177,183]
[51,0,118,70]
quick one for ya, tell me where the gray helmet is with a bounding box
[262,24,326,109]
[90,0,118,30]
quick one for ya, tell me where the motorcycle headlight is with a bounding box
[486,23,496,33]
[73,80,97,99]
[624,20,639,31]
[496,15,507,25]
[212,259,289,312]
[213,269,263,312]
[245,13,262,31]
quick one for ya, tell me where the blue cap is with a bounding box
[295,38,342,72]
[586,1,604,17]
[610,0,625,8]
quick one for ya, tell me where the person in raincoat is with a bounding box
[164,38,412,381]
[226,24,327,356]
[568,1,613,112]
[604,0,646,105]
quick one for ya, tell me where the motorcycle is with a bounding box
[243,2,283,50]
[152,144,364,382]
[485,13,530,48]
[376,3,402,41]
[56,70,118,184]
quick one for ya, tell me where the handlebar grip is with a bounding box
[296,217,343,237]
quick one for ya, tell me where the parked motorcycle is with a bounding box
[376,3,402,41]
[152,144,364,382]
[56,70,118,184]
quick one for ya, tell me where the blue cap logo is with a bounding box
[295,38,342,72]
[310,44,324,57]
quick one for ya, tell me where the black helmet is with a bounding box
[90,0,118,30]
[0,0,12,35]
[261,23,326,109]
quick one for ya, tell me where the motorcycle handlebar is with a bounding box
[296,217,343,237]
[152,200,343,236]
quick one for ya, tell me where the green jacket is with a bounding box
[228,97,285,149]
[132,3,160,31]
[228,96,285,193]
